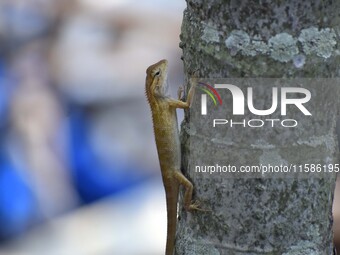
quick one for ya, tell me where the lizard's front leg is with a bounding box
[168,83,196,109]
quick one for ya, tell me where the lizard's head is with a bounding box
[145,59,168,102]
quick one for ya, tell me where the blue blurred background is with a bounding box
[0,0,186,254]
[1,1,340,254]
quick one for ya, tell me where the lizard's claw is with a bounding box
[188,200,210,212]
[190,70,199,88]
[177,86,184,100]
[192,69,199,78]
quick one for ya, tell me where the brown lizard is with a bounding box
[145,59,199,255]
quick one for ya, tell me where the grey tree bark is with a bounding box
[178,1,340,255]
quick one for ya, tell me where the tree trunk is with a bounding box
[178,1,340,254]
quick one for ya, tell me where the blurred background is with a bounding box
[0,0,186,254]
[0,0,339,254]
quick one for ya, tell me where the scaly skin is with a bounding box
[146,59,198,255]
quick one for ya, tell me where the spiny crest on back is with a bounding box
[145,59,168,103]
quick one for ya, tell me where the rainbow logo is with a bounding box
[198,82,222,115]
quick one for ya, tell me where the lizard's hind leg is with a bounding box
[173,171,201,211]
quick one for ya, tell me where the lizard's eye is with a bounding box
[154,70,161,77]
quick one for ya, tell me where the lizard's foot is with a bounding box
[188,200,210,212]
[192,69,199,78]
[189,70,199,89]
[177,86,184,100]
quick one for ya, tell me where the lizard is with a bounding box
[145,59,199,255]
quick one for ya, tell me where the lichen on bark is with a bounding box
[178,1,340,255]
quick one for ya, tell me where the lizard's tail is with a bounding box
[165,185,179,255]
